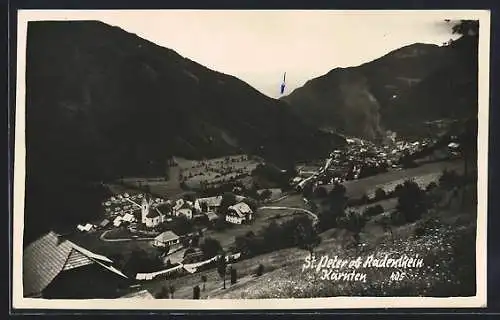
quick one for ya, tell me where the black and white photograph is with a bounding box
[12,9,489,309]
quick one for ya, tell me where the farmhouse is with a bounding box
[122,213,135,223]
[153,230,180,248]
[23,231,129,299]
[77,223,94,232]
[194,196,222,213]
[226,202,254,224]
[176,203,193,220]
[99,219,110,229]
[173,199,194,219]
[113,216,123,227]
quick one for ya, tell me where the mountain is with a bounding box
[282,35,478,141]
[24,21,344,244]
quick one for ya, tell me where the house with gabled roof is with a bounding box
[153,230,180,248]
[175,202,193,220]
[194,196,222,213]
[99,219,111,229]
[225,202,254,224]
[23,231,129,299]
[172,198,194,220]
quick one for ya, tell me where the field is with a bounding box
[269,194,307,208]
[74,158,473,299]
[258,188,284,202]
[142,184,477,299]
[68,230,156,262]
[175,155,262,189]
[106,164,185,199]
[323,159,464,199]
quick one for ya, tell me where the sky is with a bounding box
[26,10,464,98]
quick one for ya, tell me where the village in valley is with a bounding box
[20,15,481,301]
[24,123,473,300]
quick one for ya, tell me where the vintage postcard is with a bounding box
[12,9,490,310]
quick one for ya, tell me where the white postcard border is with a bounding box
[12,9,490,310]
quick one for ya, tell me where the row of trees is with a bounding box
[233,215,321,259]
[191,263,264,299]
[315,175,447,243]
[313,168,463,212]
[251,163,296,191]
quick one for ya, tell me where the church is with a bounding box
[140,196,170,228]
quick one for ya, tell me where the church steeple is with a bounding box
[141,196,150,223]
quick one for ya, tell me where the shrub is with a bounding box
[201,275,207,291]
[261,189,273,200]
[337,210,367,234]
[364,204,384,217]
[256,264,264,276]
[374,188,387,201]
[360,193,370,204]
[314,186,328,198]
[193,285,201,299]
[156,286,169,299]
[439,169,461,189]
[213,216,229,231]
[413,218,441,238]
[426,181,438,192]
[200,237,222,259]
[396,180,427,222]
[230,268,237,284]
[389,211,405,226]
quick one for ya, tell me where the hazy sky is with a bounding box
[27,10,463,98]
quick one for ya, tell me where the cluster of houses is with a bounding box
[79,191,255,233]
[103,193,164,217]
[292,134,441,191]
[140,194,254,229]
[73,186,256,249]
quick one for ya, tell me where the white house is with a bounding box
[225,202,253,225]
[177,203,193,220]
[122,213,135,223]
[173,199,185,212]
[153,230,180,248]
[173,199,194,220]
[83,223,94,232]
[113,216,123,227]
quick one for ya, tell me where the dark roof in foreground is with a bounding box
[23,231,128,297]
[23,232,76,296]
